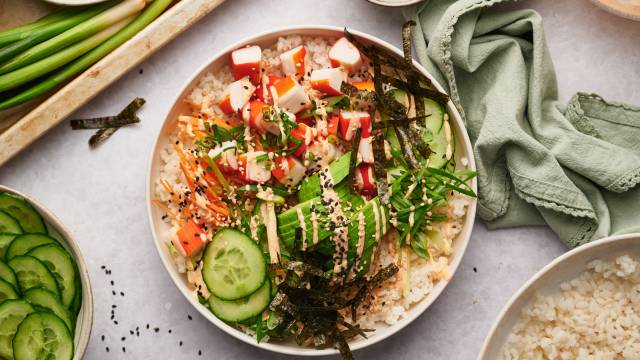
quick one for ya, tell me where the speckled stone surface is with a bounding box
[1,0,639,359]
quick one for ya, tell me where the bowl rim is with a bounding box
[477,232,640,359]
[145,24,477,356]
[366,0,423,7]
[0,185,93,360]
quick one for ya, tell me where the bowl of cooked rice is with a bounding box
[146,25,477,357]
[480,233,640,359]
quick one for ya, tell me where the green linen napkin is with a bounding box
[404,0,640,248]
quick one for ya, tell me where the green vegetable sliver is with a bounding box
[0,17,134,93]
[0,0,174,110]
[0,9,79,47]
[0,0,145,75]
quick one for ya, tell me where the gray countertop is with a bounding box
[1,0,639,359]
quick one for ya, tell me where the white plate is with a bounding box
[479,233,640,359]
[146,25,477,357]
[0,185,93,360]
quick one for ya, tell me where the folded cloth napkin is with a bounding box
[404,0,640,248]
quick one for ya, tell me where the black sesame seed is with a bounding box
[110,280,114,286]
[101,335,105,341]
[146,324,150,329]
[122,347,126,353]
[106,347,109,352]
[114,320,118,325]
[112,290,116,296]
[121,337,126,341]
[154,327,159,333]
[188,315,192,320]
[179,341,183,346]
[198,350,202,356]
[120,291,125,296]
[100,265,106,269]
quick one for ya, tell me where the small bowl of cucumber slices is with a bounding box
[0,185,92,360]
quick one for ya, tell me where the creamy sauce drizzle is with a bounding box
[319,168,350,278]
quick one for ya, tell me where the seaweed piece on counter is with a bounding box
[73,97,146,148]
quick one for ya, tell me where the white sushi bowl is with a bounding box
[478,233,640,359]
[0,185,93,360]
[146,26,477,356]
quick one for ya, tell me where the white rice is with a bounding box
[500,255,640,359]
[155,35,471,331]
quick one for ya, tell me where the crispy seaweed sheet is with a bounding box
[73,97,146,147]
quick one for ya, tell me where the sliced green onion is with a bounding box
[0,0,145,74]
[0,3,114,66]
[0,16,134,93]
[0,0,174,110]
[0,9,80,47]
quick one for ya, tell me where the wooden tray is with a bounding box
[0,0,225,166]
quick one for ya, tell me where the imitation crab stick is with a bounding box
[242,100,279,135]
[271,155,306,187]
[329,37,362,73]
[279,45,306,77]
[238,151,272,183]
[309,68,345,96]
[218,77,255,115]
[355,164,376,195]
[255,74,280,101]
[272,75,310,114]
[230,45,262,84]
[339,110,371,140]
[175,219,207,257]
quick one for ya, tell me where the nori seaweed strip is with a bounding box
[347,264,399,320]
[347,128,362,193]
[333,330,355,360]
[86,98,146,147]
[70,115,140,129]
[89,127,118,148]
[402,21,416,67]
[394,127,419,169]
[282,261,331,279]
[372,134,390,205]
[379,74,449,104]
[372,114,432,129]
[341,82,376,103]
[337,318,369,339]
[406,125,431,160]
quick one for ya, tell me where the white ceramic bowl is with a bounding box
[146,25,477,356]
[0,185,93,360]
[479,233,640,359]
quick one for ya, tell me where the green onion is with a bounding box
[0,3,114,66]
[0,9,79,47]
[0,0,145,74]
[0,17,134,93]
[0,0,173,110]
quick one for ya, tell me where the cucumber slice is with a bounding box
[0,261,17,289]
[202,229,266,301]
[0,211,22,235]
[12,312,73,360]
[0,300,35,360]
[27,244,77,309]
[69,271,82,318]
[0,193,47,234]
[5,233,57,261]
[0,279,19,304]
[208,279,271,323]
[23,288,74,333]
[8,256,60,297]
[0,233,17,259]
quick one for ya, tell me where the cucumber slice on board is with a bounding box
[0,299,35,360]
[12,312,73,360]
[0,233,17,259]
[8,256,60,297]
[27,244,77,309]
[5,233,57,261]
[0,279,19,304]
[208,279,271,323]
[23,288,73,333]
[0,193,47,234]
[202,229,266,301]
[0,211,22,234]
[0,261,17,289]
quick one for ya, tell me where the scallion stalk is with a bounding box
[0,9,79,47]
[0,0,146,75]
[0,3,115,66]
[0,0,173,110]
[0,16,135,93]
